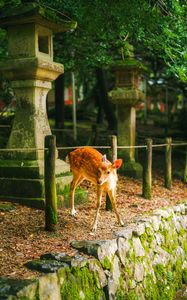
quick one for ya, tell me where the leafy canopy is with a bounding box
[0,0,187,81]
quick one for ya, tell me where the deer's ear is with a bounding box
[113,159,123,169]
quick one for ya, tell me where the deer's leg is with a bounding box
[70,174,83,216]
[107,189,124,226]
[92,187,103,232]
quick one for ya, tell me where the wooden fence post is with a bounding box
[106,135,117,211]
[165,137,172,189]
[143,138,152,199]
[44,135,58,231]
[184,146,187,183]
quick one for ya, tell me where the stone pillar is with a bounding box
[0,2,76,206]
[109,59,146,178]
[117,105,136,161]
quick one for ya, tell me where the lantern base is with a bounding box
[119,159,143,179]
[0,158,72,208]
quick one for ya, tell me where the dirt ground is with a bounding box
[0,173,186,279]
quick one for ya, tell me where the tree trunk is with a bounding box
[55,74,65,129]
[95,68,117,130]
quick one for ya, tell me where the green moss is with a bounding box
[59,266,105,300]
[56,171,72,178]
[129,250,136,263]
[58,185,88,208]
[128,279,134,289]
[0,202,16,211]
[179,228,186,237]
[112,58,148,72]
[102,256,112,270]
[126,290,139,300]
[145,227,154,244]
[140,233,150,253]
[151,260,183,300]
[116,288,126,300]
[46,205,57,225]
[183,240,187,255]
[154,264,173,299]
[160,227,178,254]
[182,268,187,284]
[144,274,159,300]
[116,288,139,300]
[172,259,183,291]
[119,160,142,179]
[125,265,134,277]
[142,173,152,199]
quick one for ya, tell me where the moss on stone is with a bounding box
[182,268,187,284]
[145,227,154,245]
[150,260,183,300]
[160,227,178,254]
[179,228,186,237]
[0,277,38,300]
[58,185,88,208]
[102,256,112,270]
[140,233,150,253]
[182,240,187,255]
[0,202,16,211]
[115,288,126,300]
[144,274,159,300]
[154,264,171,298]
[59,266,105,300]
[172,258,183,291]
[124,264,134,277]
[111,58,148,72]
[56,171,72,178]
[119,160,142,179]
[116,288,140,300]
[128,249,136,263]
[126,290,139,300]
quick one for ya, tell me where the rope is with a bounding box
[172,143,187,147]
[0,148,46,152]
[57,146,111,150]
[152,144,168,148]
[118,145,147,149]
[0,142,186,152]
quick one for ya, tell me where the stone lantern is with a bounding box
[109,57,146,178]
[0,2,76,206]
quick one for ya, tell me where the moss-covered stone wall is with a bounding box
[1,203,187,300]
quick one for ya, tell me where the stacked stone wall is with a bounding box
[1,203,187,300]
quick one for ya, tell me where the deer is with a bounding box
[68,147,124,232]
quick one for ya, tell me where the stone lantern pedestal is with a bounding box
[109,59,146,178]
[0,3,76,207]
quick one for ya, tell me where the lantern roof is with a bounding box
[111,58,149,73]
[0,2,77,33]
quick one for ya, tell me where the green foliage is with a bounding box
[0,0,186,80]
[38,0,187,81]
[0,78,15,105]
[0,29,7,59]
[0,0,21,59]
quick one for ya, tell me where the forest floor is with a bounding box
[0,162,186,279]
